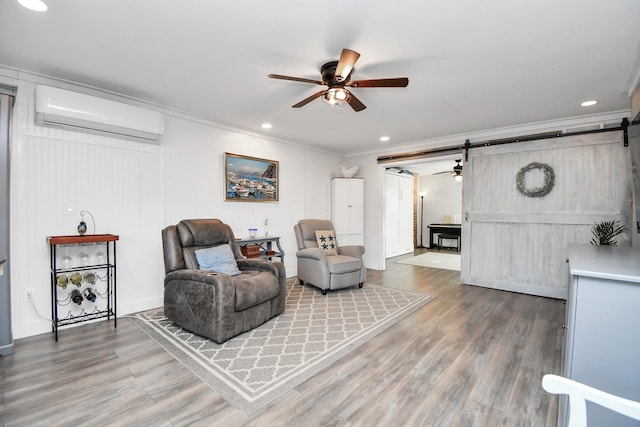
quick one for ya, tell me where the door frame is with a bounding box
[378,154,465,271]
[0,91,14,355]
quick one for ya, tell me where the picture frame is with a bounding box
[224,152,279,202]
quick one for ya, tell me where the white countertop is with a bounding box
[568,244,640,283]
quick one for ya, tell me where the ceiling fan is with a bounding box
[267,48,409,112]
[433,159,463,181]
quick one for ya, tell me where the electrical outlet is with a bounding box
[25,288,33,302]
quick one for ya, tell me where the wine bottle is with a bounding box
[70,272,83,287]
[56,274,69,288]
[70,288,83,305]
[83,287,97,303]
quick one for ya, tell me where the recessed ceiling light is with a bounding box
[18,0,48,11]
[261,123,272,129]
[379,136,390,142]
[580,100,598,107]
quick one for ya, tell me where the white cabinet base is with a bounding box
[563,244,640,427]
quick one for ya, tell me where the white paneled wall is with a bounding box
[7,77,342,339]
[161,114,341,272]
[10,81,165,338]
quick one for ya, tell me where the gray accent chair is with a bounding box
[294,219,365,295]
[162,219,286,343]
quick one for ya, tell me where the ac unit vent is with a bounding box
[35,85,164,143]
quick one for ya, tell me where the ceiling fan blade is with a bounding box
[348,77,409,88]
[335,49,360,82]
[292,91,325,108]
[346,91,366,112]
[432,171,453,176]
[268,74,324,85]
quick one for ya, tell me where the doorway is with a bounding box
[383,156,463,253]
[0,90,14,355]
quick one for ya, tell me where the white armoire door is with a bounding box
[332,178,364,246]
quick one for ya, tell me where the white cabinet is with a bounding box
[385,172,414,258]
[332,178,364,246]
[562,244,640,427]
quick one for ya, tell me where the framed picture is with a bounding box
[224,153,279,202]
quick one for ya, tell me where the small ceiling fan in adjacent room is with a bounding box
[267,48,409,112]
[433,159,463,182]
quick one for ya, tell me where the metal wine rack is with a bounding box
[47,234,118,341]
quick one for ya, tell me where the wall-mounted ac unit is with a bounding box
[35,85,165,143]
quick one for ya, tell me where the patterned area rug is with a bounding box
[396,252,461,271]
[131,281,435,415]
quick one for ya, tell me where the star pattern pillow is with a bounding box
[315,230,338,255]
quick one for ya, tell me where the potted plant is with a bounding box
[589,220,627,246]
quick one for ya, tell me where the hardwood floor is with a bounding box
[0,251,565,426]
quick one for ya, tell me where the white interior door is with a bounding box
[385,172,414,258]
[385,173,399,257]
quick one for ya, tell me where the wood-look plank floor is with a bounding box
[0,250,565,426]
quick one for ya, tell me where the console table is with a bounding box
[236,236,284,264]
[427,224,461,249]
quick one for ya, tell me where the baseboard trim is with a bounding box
[0,342,15,356]
[464,280,568,299]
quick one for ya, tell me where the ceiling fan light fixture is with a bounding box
[268,48,407,112]
[453,159,463,182]
[323,88,350,106]
[453,159,463,175]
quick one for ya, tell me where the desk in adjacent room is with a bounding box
[427,224,461,249]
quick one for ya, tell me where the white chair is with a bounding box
[542,374,640,427]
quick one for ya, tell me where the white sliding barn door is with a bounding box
[461,131,632,298]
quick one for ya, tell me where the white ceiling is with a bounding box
[1,0,639,156]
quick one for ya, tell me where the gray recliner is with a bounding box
[162,219,286,343]
[294,219,365,295]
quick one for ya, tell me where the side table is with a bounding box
[236,236,284,264]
